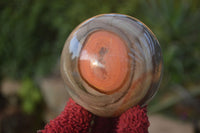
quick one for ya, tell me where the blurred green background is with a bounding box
[0,0,200,132]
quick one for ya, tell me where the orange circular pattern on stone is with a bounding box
[78,30,129,93]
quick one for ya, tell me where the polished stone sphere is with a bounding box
[61,14,163,117]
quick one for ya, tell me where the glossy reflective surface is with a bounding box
[61,14,163,117]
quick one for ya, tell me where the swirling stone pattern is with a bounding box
[61,14,163,117]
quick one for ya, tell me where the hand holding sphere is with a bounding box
[61,14,163,117]
[39,14,163,133]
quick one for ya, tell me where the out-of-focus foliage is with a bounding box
[18,78,41,114]
[0,0,200,115]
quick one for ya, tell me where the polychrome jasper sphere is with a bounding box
[61,14,163,117]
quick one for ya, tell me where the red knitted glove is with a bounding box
[116,105,149,133]
[38,99,93,133]
[38,98,149,133]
